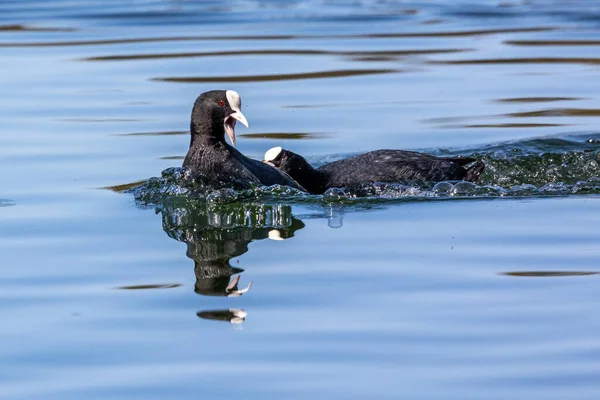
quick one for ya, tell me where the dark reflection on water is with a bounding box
[427,111,600,129]
[348,27,556,37]
[116,131,324,139]
[0,199,15,207]
[0,35,298,47]
[506,40,600,46]
[83,48,468,62]
[496,97,584,103]
[197,309,247,324]
[240,132,327,140]
[116,283,182,290]
[503,271,599,277]
[0,27,556,47]
[0,24,75,32]
[153,69,399,83]
[432,57,600,65]
[158,202,304,297]
[509,109,600,118]
[459,123,567,129]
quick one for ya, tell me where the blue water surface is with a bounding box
[2,1,600,399]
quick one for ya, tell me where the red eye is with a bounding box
[218,100,225,106]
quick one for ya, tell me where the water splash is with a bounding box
[130,134,600,205]
[130,167,309,208]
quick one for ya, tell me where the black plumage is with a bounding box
[182,90,303,190]
[264,147,485,194]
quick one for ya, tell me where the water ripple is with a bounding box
[506,40,600,46]
[496,97,584,103]
[83,48,468,62]
[0,27,556,47]
[115,284,182,290]
[431,57,600,66]
[0,24,75,32]
[502,272,599,277]
[152,69,399,83]
[0,199,15,207]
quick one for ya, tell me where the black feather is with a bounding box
[269,149,485,194]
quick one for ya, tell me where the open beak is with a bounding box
[224,111,249,147]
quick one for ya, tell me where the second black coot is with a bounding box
[264,147,485,194]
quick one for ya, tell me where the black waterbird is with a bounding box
[183,90,303,190]
[264,147,485,194]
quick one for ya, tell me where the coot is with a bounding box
[264,147,485,194]
[183,90,304,190]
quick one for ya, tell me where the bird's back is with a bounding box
[183,141,260,189]
[318,149,468,187]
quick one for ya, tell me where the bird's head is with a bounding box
[191,90,249,146]
[263,146,311,176]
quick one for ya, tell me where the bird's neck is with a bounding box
[183,120,230,171]
[294,164,329,194]
[190,119,225,147]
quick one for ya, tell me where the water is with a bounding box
[2,0,600,398]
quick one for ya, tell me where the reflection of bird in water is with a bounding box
[197,309,248,324]
[187,236,253,297]
[159,202,305,297]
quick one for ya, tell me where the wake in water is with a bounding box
[130,133,600,205]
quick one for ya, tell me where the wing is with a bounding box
[319,150,467,184]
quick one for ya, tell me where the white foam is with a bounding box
[264,146,283,162]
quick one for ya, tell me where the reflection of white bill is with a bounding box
[230,308,248,319]
[268,229,284,241]
[230,308,248,324]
